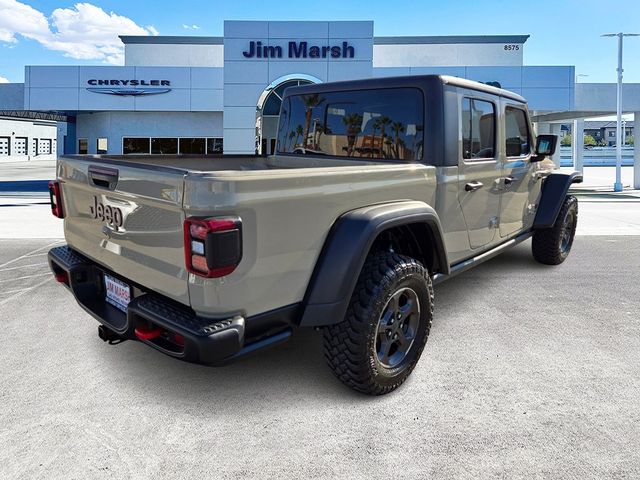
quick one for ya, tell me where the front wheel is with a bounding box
[323,252,433,395]
[532,195,578,265]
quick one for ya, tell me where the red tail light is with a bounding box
[48,180,64,218]
[184,216,242,278]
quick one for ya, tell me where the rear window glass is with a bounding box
[276,88,424,161]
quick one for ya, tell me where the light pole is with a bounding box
[602,33,640,192]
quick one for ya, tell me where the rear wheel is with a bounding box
[323,252,433,395]
[532,195,578,265]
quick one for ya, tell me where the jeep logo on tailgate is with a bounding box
[89,196,123,227]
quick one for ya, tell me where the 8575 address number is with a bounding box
[504,44,520,51]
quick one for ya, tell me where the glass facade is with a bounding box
[123,137,223,154]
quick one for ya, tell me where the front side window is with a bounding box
[277,88,424,161]
[505,107,531,157]
[461,98,496,160]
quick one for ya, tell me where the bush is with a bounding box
[584,134,597,146]
[626,135,634,146]
[561,134,571,146]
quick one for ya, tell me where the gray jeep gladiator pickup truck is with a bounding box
[47,75,581,395]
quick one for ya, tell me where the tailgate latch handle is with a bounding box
[89,165,119,190]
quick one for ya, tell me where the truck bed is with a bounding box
[56,153,438,319]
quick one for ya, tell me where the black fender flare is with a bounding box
[299,201,449,327]
[533,171,583,229]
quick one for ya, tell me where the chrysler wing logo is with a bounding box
[87,87,171,96]
[86,79,172,96]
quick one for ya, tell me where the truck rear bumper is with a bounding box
[47,245,291,365]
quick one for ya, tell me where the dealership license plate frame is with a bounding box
[104,273,131,313]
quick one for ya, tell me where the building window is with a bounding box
[206,138,223,154]
[123,137,150,154]
[461,98,496,160]
[13,137,27,155]
[609,130,616,138]
[504,107,531,157]
[151,138,178,154]
[0,137,9,156]
[179,138,206,154]
[78,138,88,154]
[277,88,424,161]
[38,139,52,155]
[97,138,108,154]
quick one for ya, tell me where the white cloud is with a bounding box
[0,1,159,65]
[182,24,200,30]
[0,75,9,83]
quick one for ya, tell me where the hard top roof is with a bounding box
[283,74,526,103]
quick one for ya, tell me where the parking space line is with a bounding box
[0,240,63,269]
[0,272,50,283]
[0,262,49,272]
[0,276,52,306]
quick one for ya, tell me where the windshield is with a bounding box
[276,88,424,161]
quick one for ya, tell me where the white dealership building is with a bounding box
[0,20,639,183]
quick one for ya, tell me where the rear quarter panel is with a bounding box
[183,162,438,318]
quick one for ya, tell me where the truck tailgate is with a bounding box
[58,157,189,305]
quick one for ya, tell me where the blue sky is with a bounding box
[1,0,639,84]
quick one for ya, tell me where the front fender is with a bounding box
[299,201,448,327]
[533,171,583,229]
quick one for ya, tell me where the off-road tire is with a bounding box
[323,252,434,395]
[532,195,578,265]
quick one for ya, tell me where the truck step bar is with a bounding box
[432,231,533,285]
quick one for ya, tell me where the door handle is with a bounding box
[465,181,484,192]
[504,176,515,185]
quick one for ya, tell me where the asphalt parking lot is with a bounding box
[1,224,639,478]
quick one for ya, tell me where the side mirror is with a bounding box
[532,134,558,162]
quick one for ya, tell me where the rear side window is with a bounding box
[461,98,496,160]
[277,88,424,161]
[505,107,531,157]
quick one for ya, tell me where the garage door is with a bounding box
[0,137,9,156]
[38,139,52,155]
[14,137,27,155]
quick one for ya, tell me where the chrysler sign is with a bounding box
[86,79,172,96]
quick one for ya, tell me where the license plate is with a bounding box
[104,274,131,312]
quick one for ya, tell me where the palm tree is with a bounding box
[391,121,405,158]
[288,130,296,150]
[301,94,325,149]
[377,116,392,157]
[342,113,363,156]
[371,118,381,158]
[295,125,304,148]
